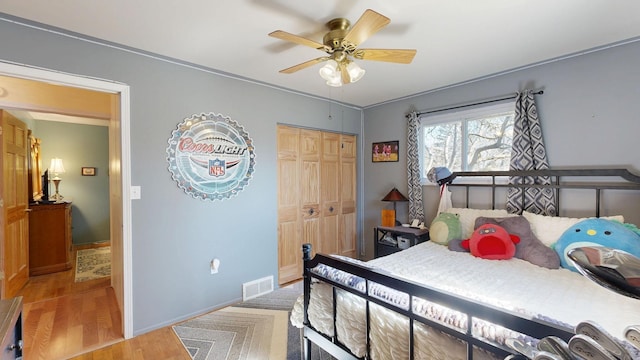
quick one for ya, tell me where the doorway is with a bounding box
[0,62,133,338]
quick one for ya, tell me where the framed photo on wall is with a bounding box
[82,167,96,176]
[372,140,399,162]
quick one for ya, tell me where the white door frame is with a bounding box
[0,61,134,339]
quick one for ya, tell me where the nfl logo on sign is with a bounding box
[209,158,226,177]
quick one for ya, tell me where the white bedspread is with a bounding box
[291,242,640,359]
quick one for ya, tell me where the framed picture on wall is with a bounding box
[372,141,399,162]
[82,167,96,176]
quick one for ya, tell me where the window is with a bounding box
[420,101,515,184]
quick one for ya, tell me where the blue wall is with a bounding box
[363,40,640,259]
[33,120,110,245]
[4,12,639,336]
[0,17,363,334]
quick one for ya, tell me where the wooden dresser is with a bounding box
[28,202,72,276]
[0,297,23,360]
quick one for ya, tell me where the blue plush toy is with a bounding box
[554,218,640,272]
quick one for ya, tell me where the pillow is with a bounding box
[553,218,640,272]
[429,212,462,245]
[475,216,560,269]
[522,211,625,247]
[444,208,514,239]
[461,223,519,260]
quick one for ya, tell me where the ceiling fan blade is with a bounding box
[354,48,417,64]
[343,9,390,47]
[269,30,326,51]
[340,63,350,84]
[279,57,329,74]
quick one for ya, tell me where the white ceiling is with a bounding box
[2,1,640,108]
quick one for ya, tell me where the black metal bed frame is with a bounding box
[448,168,640,216]
[301,168,640,360]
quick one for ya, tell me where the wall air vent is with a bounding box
[242,275,274,301]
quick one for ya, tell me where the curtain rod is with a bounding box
[410,90,544,118]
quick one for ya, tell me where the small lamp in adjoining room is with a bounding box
[381,187,409,227]
[49,157,66,202]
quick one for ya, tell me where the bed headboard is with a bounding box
[446,168,640,217]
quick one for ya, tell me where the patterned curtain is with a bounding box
[407,111,425,222]
[507,90,556,215]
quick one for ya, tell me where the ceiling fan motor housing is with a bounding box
[323,18,351,51]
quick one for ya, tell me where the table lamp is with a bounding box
[50,157,66,202]
[381,187,409,226]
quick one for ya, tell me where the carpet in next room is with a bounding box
[75,246,111,282]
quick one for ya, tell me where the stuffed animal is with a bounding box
[554,218,640,272]
[429,212,462,245]
[461,223,520,260]
[474,216,560,269]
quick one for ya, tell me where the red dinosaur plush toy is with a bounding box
[461,223,520,260]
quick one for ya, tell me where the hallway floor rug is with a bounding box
[74,246,111,282]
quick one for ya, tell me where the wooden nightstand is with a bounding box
[374,226,429,258]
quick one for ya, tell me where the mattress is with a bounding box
[291,241,640,359]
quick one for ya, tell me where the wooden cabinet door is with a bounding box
[277,126,301,284]
[300,130,321,258]
[339,135,357,258]
[320,132,340,255]
[1,110,29,299]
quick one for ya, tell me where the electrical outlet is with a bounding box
[210,258,220,274]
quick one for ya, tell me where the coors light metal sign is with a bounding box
[166,112,256,201]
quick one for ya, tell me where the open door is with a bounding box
[1,110,30,298]
[0,64,133,338]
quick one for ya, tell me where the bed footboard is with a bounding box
[301,244,574,360]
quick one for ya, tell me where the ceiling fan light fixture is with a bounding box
[346,61,365,83]
[319,59,339,81]
[325,75,343,87]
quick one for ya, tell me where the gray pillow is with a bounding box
[474,216,560,269]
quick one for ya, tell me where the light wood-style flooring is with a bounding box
[15,243,191,360]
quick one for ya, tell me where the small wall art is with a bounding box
[372,140,399,162]
[82,167,96,176]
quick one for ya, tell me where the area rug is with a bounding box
[74,246,111,282]
[173,281,334,360]
[173,307,289,360]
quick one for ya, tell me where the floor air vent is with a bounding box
[242,276,274,301]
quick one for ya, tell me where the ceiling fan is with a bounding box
[268,9,417,87]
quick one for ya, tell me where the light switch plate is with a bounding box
[131,186,141,200]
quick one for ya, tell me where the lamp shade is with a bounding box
[382,187,408,202]
[50,158,66,175]
[319,59,339,81]
[325,76,343,87]
[346,61,365,83]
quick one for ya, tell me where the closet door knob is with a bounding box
[308,208,314,215]
[329,206,334,212]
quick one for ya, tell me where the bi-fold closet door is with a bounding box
[277,125,356,284]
